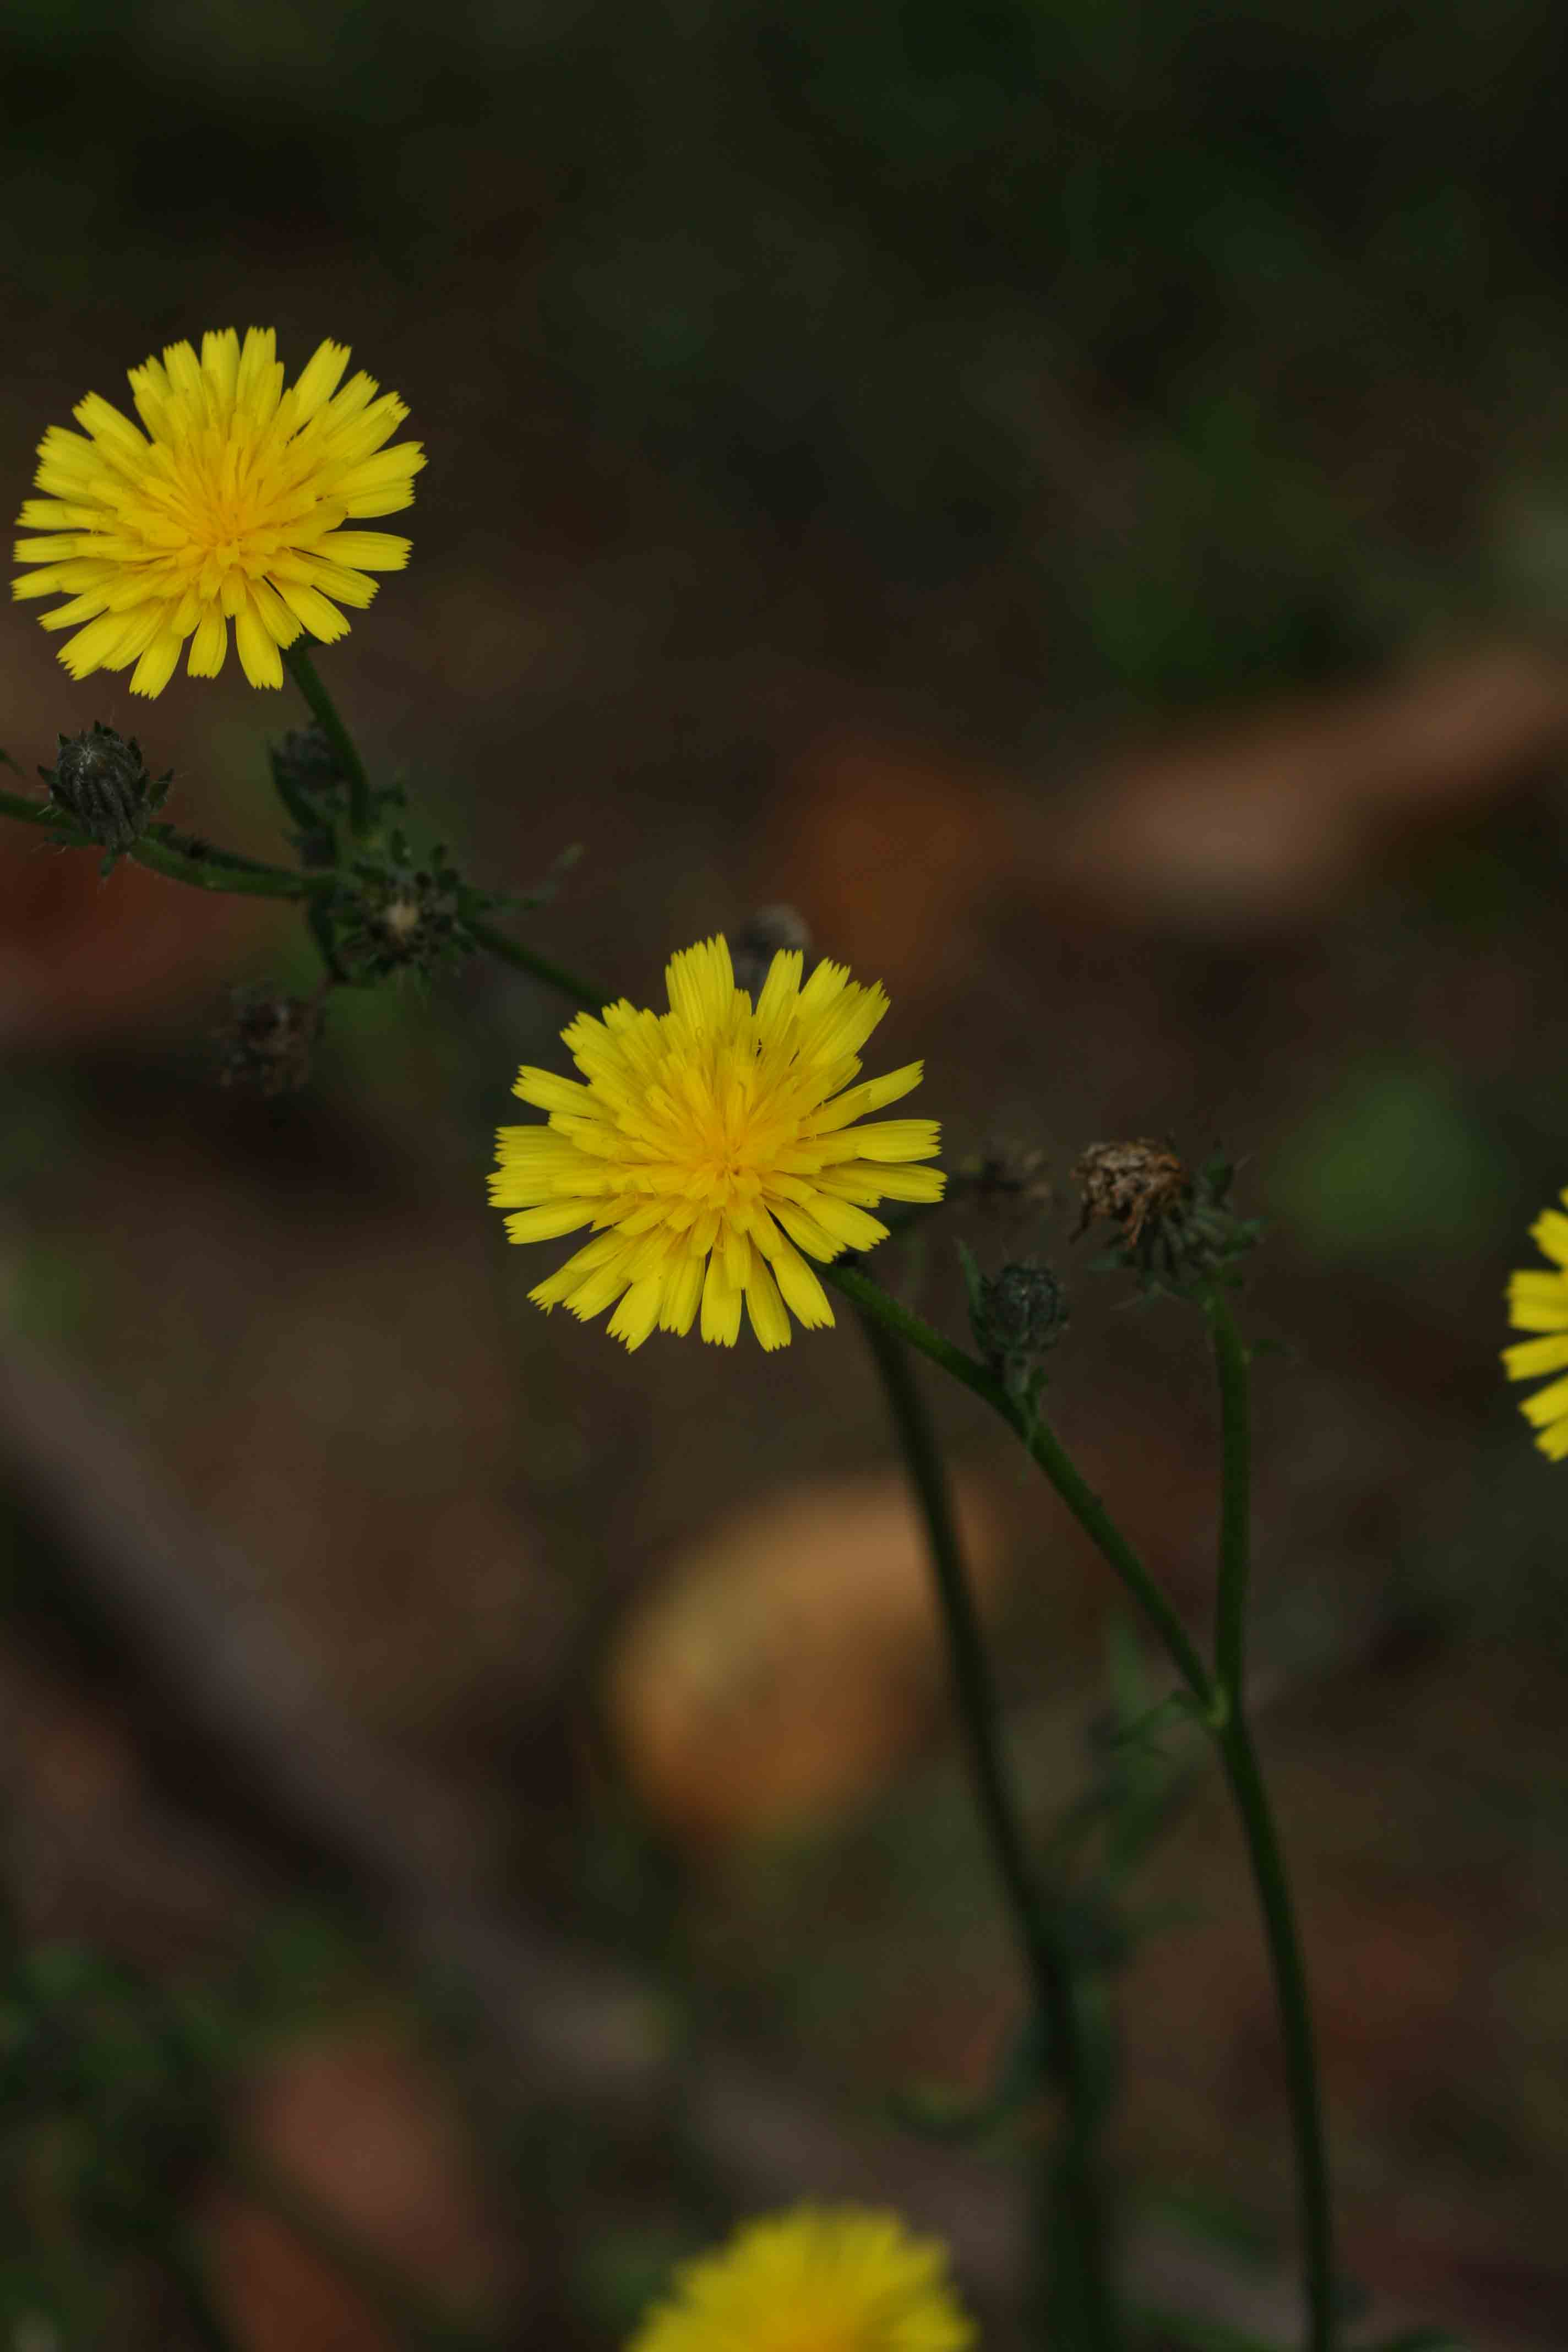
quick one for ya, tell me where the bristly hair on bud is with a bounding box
[1073,1140,1262,1299]
[214,987,324,1096]
[959,1243,1068,1410]
[39,721,171,873]
[730,903,813,999]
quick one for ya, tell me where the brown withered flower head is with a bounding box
[1074,1140,1261,1298]
[1072,1139,1188,1245]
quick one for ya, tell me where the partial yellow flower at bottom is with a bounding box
[489,936,945,1351]
[12,326,422,695]
[627,2205,976,2352]
[1503,1185,1568,1460]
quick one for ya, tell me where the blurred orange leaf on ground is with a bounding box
[207,2025,515,2352]
[607,1467,1005,1845]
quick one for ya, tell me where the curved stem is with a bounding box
[826,1262,1215,1713]
[856,1309,1120,2350]
[283,643,375,839]
[1208,1296,1335,2352]
[0,786,334,901]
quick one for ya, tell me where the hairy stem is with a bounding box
[0,786,335,900]
[856,1309,1120,2350]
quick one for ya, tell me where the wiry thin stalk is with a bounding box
[857,1308,1121,2349]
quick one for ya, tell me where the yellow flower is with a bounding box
[627,2205,976,2352]
[12,327,422,696]
[1504,1186,1568,1460]
[490,935,945,1352]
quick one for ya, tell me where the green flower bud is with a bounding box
[961,1246,1068,1402]
[39,722,170,867]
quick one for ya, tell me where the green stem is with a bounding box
[826,1262,1215,1713]
[1216,1716,1335,2352]
[856,1309,1120,2351]
[284,643,375,838]
[466,913,609,1010]
[1210,1296,1251,1699]
[0,786,334,901]
[1208,1298,1335,2352]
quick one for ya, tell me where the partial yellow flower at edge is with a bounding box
[489,935,945,1353]
[627,2204,976,2352]
[12,326,423,696]
[1502,1186,1568,1460]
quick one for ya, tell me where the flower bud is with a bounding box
[961,1247,1068,1400]
[268,723,349,868]
[40,722,170,865]
[269,723,341,798]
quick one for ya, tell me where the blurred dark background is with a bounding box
[3,2,1568,2345]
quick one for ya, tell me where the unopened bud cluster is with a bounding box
[335,831,476,981]
[1074,1140,1260,1297]
[40,722,171,871]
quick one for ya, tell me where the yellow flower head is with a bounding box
[490,935,945,1352]
[627,2204,976,2352]
[13,327,423,696]
[1504,1185,1568,1460]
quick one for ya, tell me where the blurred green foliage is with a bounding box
[1267,1055,1511,1261]
[5,0,1567,705]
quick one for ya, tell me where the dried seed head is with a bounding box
[1075,1142,1261,1298]
[731,905,813,998]
[215,988,323,1096]
[1072,1139,1189,1245]
[40,722,170,860]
